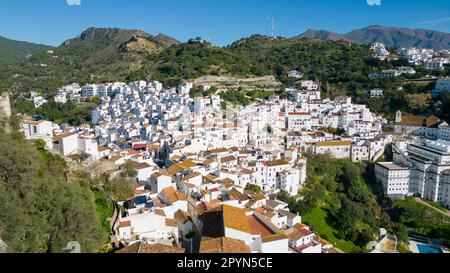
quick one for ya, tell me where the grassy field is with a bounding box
[303,207,360,253]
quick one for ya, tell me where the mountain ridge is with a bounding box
[294,29,351,42]
[296,25,450,50]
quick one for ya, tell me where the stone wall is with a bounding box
[0,92,12,118]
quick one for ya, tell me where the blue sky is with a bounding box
[0,0,449,47]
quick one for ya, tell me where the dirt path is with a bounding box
[414,198,450,218]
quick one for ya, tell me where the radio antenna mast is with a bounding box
[271,16,275,38]
[267,16,275,39]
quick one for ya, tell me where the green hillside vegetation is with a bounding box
[12,99,95,126]
[0,119,106,253]
[387,198,450,247]
[0,35,53,65]
[278,153,385,253]
[145,38,262,85]
[228,35,373,91]
[189,86,219,98]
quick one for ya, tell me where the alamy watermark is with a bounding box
[367,0,381,6]
[67,0,81,6]
[64,241,81,253]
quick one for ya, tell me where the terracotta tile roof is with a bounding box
[246,200,257,208]
[288,112,311,116]
[196,202,209,216]
[398,114,442,128]
[174,209,191,224]
[228,188,250,202]
[219,178,234,188]
[262,233,288,243]
[315,141,351,147]
[203,158,215,165]
[278,209,298,219]
[199,237,251,253]
[289,229,312,241]
[151,170,171,177]
[165,218,178,227]
[98,146,109,152]
[222,205,251,234]
[239,168,254,175]
[23,118,46,125]
[128,161,152,170]
[107,155,121,163]
[154,209,166,217]
[170,155,182,162]
[251,192,266,201]
[204,174,219,181]
[178,159,197,169]
[116,242,141,253]
[293,223,309,230]
[220,155,237,163]
[118,220,131,228]
[182,172,201,181]
[117,242,185,253]
[209,148,229,154]
[263,158,291,167]
[139,243,185,253]
[52,132,77,141]
[247,215,275,236]
[161,187,187,204]
[166,163,185,175]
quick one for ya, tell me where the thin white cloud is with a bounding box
[66,0,81,6]
[419,16,450,26]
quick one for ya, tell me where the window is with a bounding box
[33,126,37,134]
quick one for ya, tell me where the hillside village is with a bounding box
[16,55,450,253]
[3,0,450,262]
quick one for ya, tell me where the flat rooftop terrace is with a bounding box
[377,162,410,170]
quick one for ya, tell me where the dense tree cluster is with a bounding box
[278,154,382,250]
[244,183,262,194]
[13,99,96,126]
[0,122,105,253]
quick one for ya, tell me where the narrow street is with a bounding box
[110,200,120,237]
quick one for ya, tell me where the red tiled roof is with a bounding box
[119,221,131,228]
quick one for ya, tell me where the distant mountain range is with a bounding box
[1,25,449,67]
[296,25,450,50]
[0,36,53,65]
